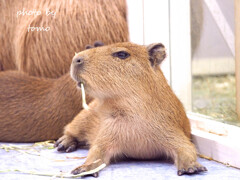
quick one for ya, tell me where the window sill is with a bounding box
[188,112,240,169]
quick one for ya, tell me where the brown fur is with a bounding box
[0,0,128,78]
[0,0,128,142]
[0,71,92,142]
[55,42,207,176]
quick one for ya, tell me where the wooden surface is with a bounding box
[236,0,240,119]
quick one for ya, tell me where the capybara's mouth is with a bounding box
[77,81,82,88]
[76,79,86,88]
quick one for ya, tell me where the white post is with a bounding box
[143,0,171,82]
[126,0,144,45]
[169,0,192,111]
[127,0,191,110]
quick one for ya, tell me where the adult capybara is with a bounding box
[0,0,128,78]
[55,42,207,176]
[0,42,104,142]
[0,71,91,142]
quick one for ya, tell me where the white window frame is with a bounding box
[126,0,240,169]
[236,0,240,120]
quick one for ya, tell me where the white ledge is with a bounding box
[188,113,240,168]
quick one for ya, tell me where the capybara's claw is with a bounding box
[55,135,78,153]
[197,166,207,172]
[92,172,99,178]
[71,167,85,175]
[57,144,65,151]
[71,159,104,177]
[54,141,59,148]
[66,143,78,153]
[71,166,99,178]
[177,169,186,176]
[177,165,207,176]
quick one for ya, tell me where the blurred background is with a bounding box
[191,0,238,126]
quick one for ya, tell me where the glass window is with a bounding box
[191,0,239,126]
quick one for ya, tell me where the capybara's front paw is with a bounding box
[177,161,207,176]
[54,135,78,153]
[71,159,105,177]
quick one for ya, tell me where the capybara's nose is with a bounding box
[72,56,84,65]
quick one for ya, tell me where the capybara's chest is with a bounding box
[103,116,165,160]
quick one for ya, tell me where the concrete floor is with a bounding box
[0,143,240,180]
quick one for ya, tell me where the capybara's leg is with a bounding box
[175,146,207,176]
[166,130,207,175]
[71,143,111,176]
[55,102,100,152]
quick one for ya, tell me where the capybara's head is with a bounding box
[71,42,166,98]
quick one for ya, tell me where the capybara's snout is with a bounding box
[71,55,84,83]
[72,56,84,66]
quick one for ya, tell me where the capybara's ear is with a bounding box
[94,41,104,47]
[85,45,94,49]
[147,43,166,67]
[85,41,104,49]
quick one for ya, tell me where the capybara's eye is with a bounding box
[112,51,130,60]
